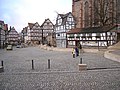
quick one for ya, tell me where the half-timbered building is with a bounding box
[27,22,42,45]
[0,20,5,48]
[67,26,118,48]
[7,27,19,45]
[55,12,76,47]
[21,27,27,43]
[4,24,8,47]
[116,24,120,41]
[41,18,55,46]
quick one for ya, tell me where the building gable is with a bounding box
[66,13,75,25]
[41,18,54,30]
[28,23,34,30]
[56,15,63,25]
[33,22,41,29]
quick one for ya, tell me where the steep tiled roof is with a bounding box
[62,12,71,25]
[67,28,82,34]
[67,26,117,34]
[41,18,54,27]
[0,20,4,24]
[59,14,65,19]
[22,27,27,33]
[28,23,35,29]
[56,12,74,26]
[8,27,18,34]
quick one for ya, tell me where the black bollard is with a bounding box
[32,60,34,70]
[1,61,3,67]
[0,61,4,72]
[48,59,50,69]
[80,58,82,64]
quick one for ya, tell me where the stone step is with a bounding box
[78,64,87,71]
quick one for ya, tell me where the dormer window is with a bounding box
[58,19,62,25]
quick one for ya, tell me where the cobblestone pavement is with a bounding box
[111,50,120,56]
[0,47,120,90]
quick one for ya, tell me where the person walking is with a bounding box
[75,46,79,57]
[72,47,76,58]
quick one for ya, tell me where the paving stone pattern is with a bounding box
[111,50,120,56]
[0,47,120,90]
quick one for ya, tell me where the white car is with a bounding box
[6,45,13,50]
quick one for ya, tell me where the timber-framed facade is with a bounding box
[67,26,118,48]
[27,22,42,45]
[41,18,55,46]
[0,20,5,48]
[7,27,19,45]
[55,12,76,47]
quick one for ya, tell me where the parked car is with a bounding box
[16,45,21,48]
[6,45,13,50]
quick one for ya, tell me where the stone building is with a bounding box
[116,0,120,24]
[72,0,118,28]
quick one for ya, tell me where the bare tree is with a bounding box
[94,0,116,26]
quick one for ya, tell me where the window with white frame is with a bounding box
[68,34,74,38]
[76,34,80,38]
[68,41,75,46]
[96,33,100,36]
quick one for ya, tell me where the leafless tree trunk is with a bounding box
[94,0,116,26]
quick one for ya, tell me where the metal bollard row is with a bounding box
[31,59,51,70]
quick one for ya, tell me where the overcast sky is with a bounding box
[0,0,72,32]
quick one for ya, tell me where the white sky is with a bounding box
[0,0,72,32]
